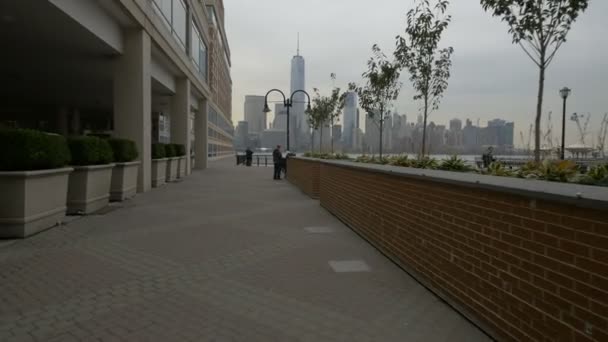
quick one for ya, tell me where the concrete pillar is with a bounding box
[57,107,69,136]
[194,99,208,170]
[170,78,192,174]
[113,29,152,192]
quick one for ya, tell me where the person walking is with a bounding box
[272,145,282,180]
[245,147,253,167]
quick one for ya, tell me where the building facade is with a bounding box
[0,0,233,192]
[342,92,358,151]
[243,95,266,134]
[290,52,307,151]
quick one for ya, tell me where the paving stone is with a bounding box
[0,159,491,342]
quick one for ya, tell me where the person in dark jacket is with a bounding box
[245,147,253,167]
[272,145,282,180]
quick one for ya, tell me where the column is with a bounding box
[170,78,192,174]
[194,99,208,170]
[113,29,152,192]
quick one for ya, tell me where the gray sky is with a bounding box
[224,0,608,148]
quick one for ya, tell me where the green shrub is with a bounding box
[151,143,166,159]
[0,128,71,171]
[439,155,473,172]
[411,157,438,169]
[174,144,186,156]
[68,136,114,166]
[108,138,138,163]
[485,162,513,177]
[388,155,412,167]
[164,144,177,158]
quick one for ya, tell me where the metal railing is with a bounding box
[236,154,274,167]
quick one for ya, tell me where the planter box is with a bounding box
[67,164,114,215]
[0,168,73,238]
[166,157,178,182]
[110,161,140,202]
[177,156,187,178]
[152,158,168,188]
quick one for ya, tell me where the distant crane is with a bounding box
[598,113,608,158]
[571,113,591,145]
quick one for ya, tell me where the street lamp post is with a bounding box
[559,87,572,160]
[263,89,311,152]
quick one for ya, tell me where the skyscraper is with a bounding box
[244,95,266,134]
[290,40,306,151]
[343,92,358,151]
[273,103,287,131]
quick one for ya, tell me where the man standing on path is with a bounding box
[272,145,282,180]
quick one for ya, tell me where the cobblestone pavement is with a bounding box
[0,158,492,342]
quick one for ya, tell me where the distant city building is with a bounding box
[365,113,380,154]
[463,119,480,152]
[272,103,287,131]
[290,45,307,150]
[235,121,249,150]
[343,92,358,151]
[244,95,266,134]
[332,124,342,152]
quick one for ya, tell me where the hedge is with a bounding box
[0,129,71,171]
[152,143,166,159]
[108,138,138,163]
[164,144,177,158]
[174,144,186,156]
[68,136,114,166]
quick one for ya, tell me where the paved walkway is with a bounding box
[0,159,491,342]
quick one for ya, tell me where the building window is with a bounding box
[173,0,187,49]
[151,0,187,51]
[191,20,208,82]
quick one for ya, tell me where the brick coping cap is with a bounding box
[295,157,608,210]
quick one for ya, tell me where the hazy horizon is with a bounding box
[225,0,608,148]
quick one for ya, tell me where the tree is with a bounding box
[479,0,589,162]
[395,0,454,158]
[307,85,343,153]
[350,45,402,159]
[328,74,347,153]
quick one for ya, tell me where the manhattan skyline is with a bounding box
[225,0,608,148]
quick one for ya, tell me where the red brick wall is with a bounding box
[314,162,607,342]
[287,158,320,199]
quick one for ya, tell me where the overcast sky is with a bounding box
[224,0,608,148]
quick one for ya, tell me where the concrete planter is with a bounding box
[67,164,114,215]
[177,156,187,178]
[166,157,178,182]
[0,168,73,238]
[152,158,168,188]
[110,161,140,202]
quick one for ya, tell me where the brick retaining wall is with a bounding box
[287,158,320,199]
[291,158,608,342]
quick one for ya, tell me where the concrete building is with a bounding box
[0,0,234,193]
[243,95,266,134]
